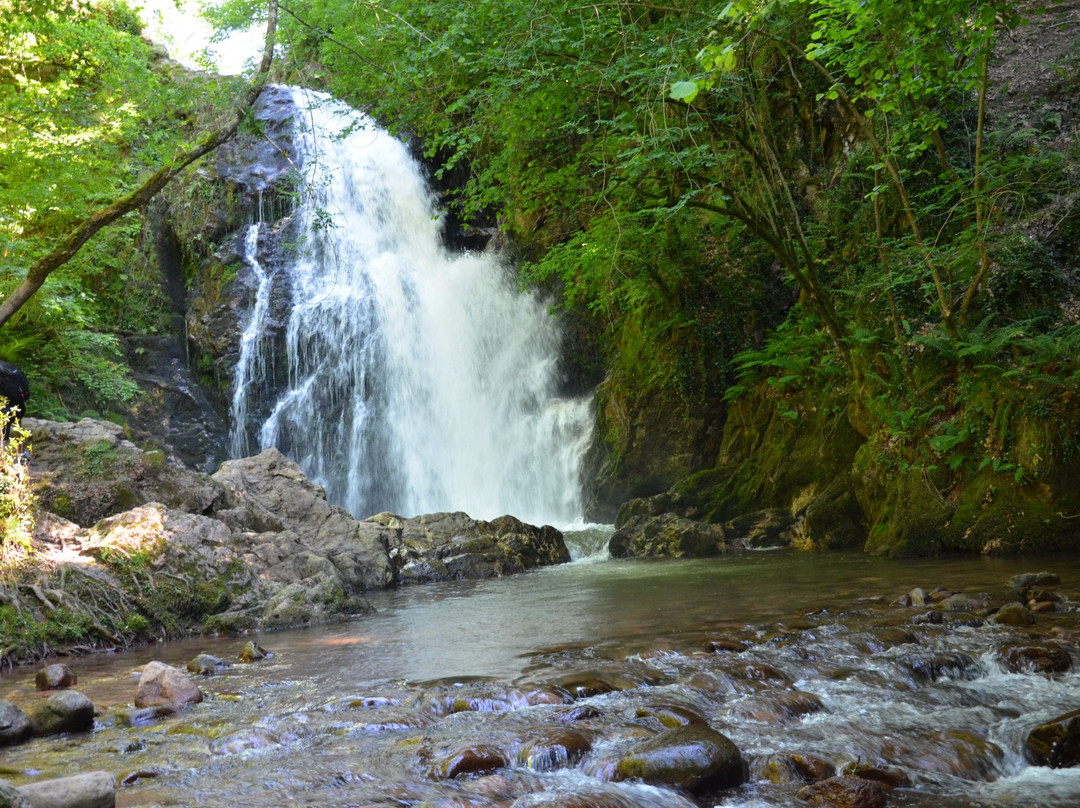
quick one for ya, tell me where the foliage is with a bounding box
[218,0,1080,483]
[0,407,34,567]
[0,0,251,417]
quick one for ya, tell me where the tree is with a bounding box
[0,0,280,330]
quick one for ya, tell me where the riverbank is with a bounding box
[1,552,1078,807]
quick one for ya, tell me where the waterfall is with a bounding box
[230,87,592,526]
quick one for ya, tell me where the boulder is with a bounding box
[34,664,77,691]
[238,641,270,663]
[435,745,509,779]
[31,691,94,736]
[134,661,203,710]
[608,513,736,559]
[211,449,393,591]
[613,724,744,793]
[15,771,115,808]
[25,417,222,527]
[1026,707,1080,767]
[0,780,31,808]
[0,701,32,747]
[382,511,570,583]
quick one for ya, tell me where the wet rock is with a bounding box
[436,745,509,778]
[879,730,1004,781]
[897,651,979,682]
[556,705,602,722]
[15,770,115,808]
[797,775,886,808]
[790,754,837,782]
[35,664,77,691]
[186,653,229,676]
[31,690,95,736]
[238,641,270,663]
[940,592,996,613]
[839,762,911,789]
[134,661,203,710]
[992,601,1035,626]
[732,690,825,724]
[705,637,748,653]
[997,642,1071,674]
[383,511,570,584]
[1008,571,1060,593]
[514,730,591,770]
[632,702,708,730]
[115,705,176,727]
[556,674,617,699]
[511,784,697,808]
[1025,707,1080,767]
[751,753,811,784]
[0,780,31,808]
[910,610,942,625]
[608,513,735,559]
[613,724,744,793]
[0,701,32,746]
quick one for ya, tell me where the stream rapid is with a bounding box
[2,540,1078,807]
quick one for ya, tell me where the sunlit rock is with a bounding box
[31,691,94,736]
[613,724,744,793]
[134,661,203,710]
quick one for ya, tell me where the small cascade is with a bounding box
[229,223,274,458]
[231,88,592,525]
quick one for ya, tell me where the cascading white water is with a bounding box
[229,222,273,458]
[231,87,592,525]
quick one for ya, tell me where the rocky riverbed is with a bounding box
[1,553,1078,808]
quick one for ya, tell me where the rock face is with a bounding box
[24,419,571,647]
[376,511,570,583]
[608,513,736,559]
[26,418,222,527]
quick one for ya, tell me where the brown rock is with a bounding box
[993,602,1035,626]
[135,661,203,709]
[437,745,508,778]
[1026,707,1080,767]
[35,664,77,691]
[998,643,1071,674]
[797,775,886,808]
[613,724,744,793]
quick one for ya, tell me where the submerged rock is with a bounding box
[31,691,95,736]
[238,641,270,663]
[187,654,229,676]
[613,724,744,793]
[997,642,1072,674]
[435,745,509,779]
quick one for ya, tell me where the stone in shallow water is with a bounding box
[35,664,77,691]
[0,701,32,747]
[134,661,203,710]
[187,653,229,676]
[1026,707,1080,767]
[15,771,115,808]
[797,775,886,808]
[613,724,744,793]
[993,601,1035,626]
[997,642,1071,674]
[238,641,271,663]
[31,690,95,736]
[514,729,592,771]
[436,745,509,779]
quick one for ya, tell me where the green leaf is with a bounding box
[669,81,699,103]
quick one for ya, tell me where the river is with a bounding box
[2,538,1078,807]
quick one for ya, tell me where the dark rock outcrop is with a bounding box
[608,513,736,559]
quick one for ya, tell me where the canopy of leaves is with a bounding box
[0,0,237,415]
